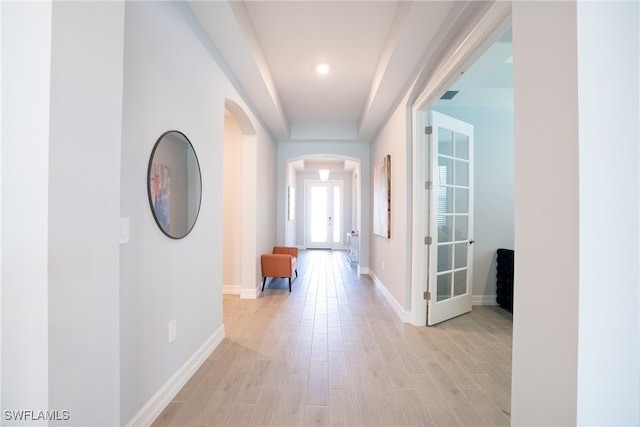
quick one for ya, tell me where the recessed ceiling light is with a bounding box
[316,63,330,75]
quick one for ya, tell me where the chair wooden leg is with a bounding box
[288,277,292,292]
[262,277,267,291]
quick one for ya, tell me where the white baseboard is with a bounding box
[473,295,498,306]
[368,272,410,323]
[222,284,241,295]
[358,266,369,275]
[240,285,260,299]
[125,325,225,427]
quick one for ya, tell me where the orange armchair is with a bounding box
[261,246,299,292]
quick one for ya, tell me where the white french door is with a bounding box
[305,180,343,249]
[427,111,474,326]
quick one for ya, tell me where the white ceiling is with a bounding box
[187,1,502,144]
[434,28,513,109]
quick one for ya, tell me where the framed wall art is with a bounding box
[373,154,391,238]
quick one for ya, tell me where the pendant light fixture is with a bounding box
[319,169,330,182]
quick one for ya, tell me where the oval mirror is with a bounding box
[147,130,202,239]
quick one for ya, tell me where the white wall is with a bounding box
[254,122,278,289]
[434,106,514,303]
[48,3,124,424]
[370,100,412,309]
[512,2,640,425]
[1,1,52,421]
[2,2,126,425]
[278,143,370,270]
[0,1,3,414]
[223,112,243,292]
[119,2,275,423]
[575,1,639,424]
[511,3,581,424]
[285,163,297,247]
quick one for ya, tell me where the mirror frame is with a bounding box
[147,130,202,239]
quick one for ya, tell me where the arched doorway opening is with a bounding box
[223,99,258,297]
[284,155,362,266]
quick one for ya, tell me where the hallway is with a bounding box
[153,250,512,426]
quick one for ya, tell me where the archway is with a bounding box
[284,154,362,264]
[223,99,258,297]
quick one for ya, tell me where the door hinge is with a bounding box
[425,126,433,135]
[424,236,432,245]
[425,181,432,190]
[424,291,431,300]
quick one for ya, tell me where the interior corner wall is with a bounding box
[223,113,243,292]
[370,97,411,310]
[511,2,580,424]
[433,106,514,303]
[255,127,278,283]
[575,2,639,424]
[48,2,124,424]
[119,2,240,422]
[285,163,297,247]
[1,1,52,419]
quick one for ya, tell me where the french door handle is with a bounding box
[469,240,475,245]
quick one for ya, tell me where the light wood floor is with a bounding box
[152,249,513,427]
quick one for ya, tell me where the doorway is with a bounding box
[284,156,361,256]
[223,99,258,297]
[305,180,343,249]
[410,15,513,326]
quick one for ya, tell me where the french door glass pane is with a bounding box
[438,158,453,184]
[437,273,452,301]
[438,129,453,156]
[438,244,452,272]
[333,186,341,243]
[455,160,468,186]
[310,186,327,242]
[454,270,467,296]
[438,186,454,213]
[455,188,468,213]
[454,243,467,269]
[438,215,453,243]
[456,216,468,240]
[455,133,469,160]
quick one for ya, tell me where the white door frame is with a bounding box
[304,179,344,250]
[409,3,512,326]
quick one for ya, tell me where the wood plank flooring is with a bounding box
[152,249,513,426]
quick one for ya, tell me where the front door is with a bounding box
[305,181,343,249]
[427,111,474,325]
